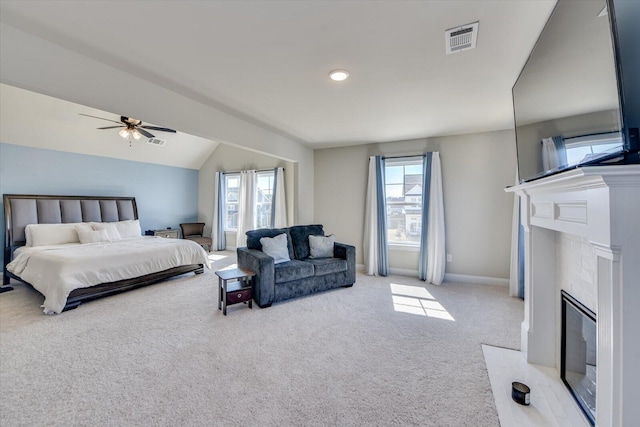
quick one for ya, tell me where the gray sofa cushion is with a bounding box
[274,260,314,284]
[305,258,348,276]
[246,228,295,260]
[289,224,324,260]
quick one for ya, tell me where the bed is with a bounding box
[3,194,210,314]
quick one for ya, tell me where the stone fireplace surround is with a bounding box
[507,165,640,426]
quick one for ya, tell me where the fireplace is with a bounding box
[506,165,640,425]
[561,291,596,426]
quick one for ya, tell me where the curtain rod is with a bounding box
[222,167,283,175]
[381,154,426,160]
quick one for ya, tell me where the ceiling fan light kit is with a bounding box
[80,113,176,144]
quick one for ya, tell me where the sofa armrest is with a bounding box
[334,242,356,285]
[237,247,275,307]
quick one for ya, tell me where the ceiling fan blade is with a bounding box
[79,113,122,124]
[140,126,177,133]
[137,128,155,139]
[97,125,125,130]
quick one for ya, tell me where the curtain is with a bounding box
[418,152,445,285]
[363,156,388,276]
[418,154,432,281]
[509,172,519,297]
[517,207,525,298]
[212,171,226,251]
[236,170,256,248]
[508,171,525,299]
[271,167,287,228]
[541,135,567,171]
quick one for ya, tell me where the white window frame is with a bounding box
[564,132,623,165]
[255,170,275,229]
[223,170,276,231]
[384,157,423,249]
[224,173,240,231]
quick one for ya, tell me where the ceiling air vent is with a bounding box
[147,137,166,146]
[445,21,479,55]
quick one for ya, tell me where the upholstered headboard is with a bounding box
[3,194,138,248]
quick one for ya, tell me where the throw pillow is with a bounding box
[309,234,334,259]
[91,222,122,241]
[25,223,81,247]
[78,228,110,244]
[260,233,291,264]
[114,219,142,238]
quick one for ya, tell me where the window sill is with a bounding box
[389,244,420,252]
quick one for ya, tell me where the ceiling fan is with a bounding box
[80,113,177,141]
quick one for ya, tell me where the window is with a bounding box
[224,170,275,230]
[255,171,274,228]
[224,174,239,230]
[565,132,623,165]
[385,158,423,246]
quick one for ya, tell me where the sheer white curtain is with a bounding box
[541,136,567,171]
[272,167,288,228]
[420,152,445,285]
[363,156,388,276]
[236,170,256,248]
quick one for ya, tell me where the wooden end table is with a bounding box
[215,267,255,315]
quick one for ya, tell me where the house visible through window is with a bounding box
[224,170,275,230]
[224,174,239,230]
[385,157,423,247]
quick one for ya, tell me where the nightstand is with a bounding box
[216,267,255,315]
[153,229,179,239]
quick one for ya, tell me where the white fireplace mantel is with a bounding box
[506,165,640,427]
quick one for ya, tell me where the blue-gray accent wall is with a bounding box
[0,143,199,265]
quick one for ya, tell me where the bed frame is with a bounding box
[2,194,204,311]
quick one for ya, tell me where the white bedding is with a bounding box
[7,236,211,314]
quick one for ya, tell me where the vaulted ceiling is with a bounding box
[0,0,557,150]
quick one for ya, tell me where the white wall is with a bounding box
[0,143,200,266]
[0,23,315,225]
[314,129,517,280]
[199,143,295,247]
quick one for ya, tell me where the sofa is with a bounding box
[237,225,356,308]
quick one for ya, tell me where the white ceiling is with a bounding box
[0,0,557,149]
[0,84,219,169]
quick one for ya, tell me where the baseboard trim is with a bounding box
[444,273,509,287]
[357,265,508,287]
[389,267,419,277]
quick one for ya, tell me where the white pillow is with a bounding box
[260,233,291,264]
[78,228,110,244]
[25,223,80,247]
[75,223,93,234]
[114,220,141,238]
[309,234,335,259]
[91,222,122,241]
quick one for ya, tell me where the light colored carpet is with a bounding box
[0,251,522,426]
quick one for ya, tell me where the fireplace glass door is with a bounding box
[561,291,596,426]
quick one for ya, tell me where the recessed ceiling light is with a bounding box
[329,69,349,82]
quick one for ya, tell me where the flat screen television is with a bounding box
[512,0,639,183]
